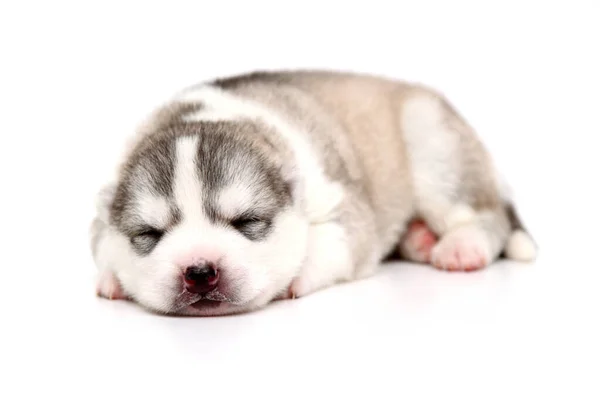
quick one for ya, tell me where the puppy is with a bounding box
[90,70,537,316]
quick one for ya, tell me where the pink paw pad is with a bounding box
[399,220,439,263]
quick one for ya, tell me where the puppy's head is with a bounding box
[91,120,309,315]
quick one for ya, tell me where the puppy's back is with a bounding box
[211,70,418,248]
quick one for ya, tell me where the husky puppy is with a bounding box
[90,70,536,316]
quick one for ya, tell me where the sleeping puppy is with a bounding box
[89,70,537,316]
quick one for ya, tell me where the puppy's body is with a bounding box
[91,70,536,316]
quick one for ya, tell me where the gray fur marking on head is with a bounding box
[109,119,293,254]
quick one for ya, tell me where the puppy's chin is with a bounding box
[178,300,249,317]
[127,270,290,317]
[172,294,276,317]
[171,281,290,317]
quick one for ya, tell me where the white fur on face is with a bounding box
[134,193,171,229]
[217,181,256,220]
[173,135,204,220]
[93,133,311,316]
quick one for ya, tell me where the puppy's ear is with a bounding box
[90,183,129,301]
[280,162,303,205]
[94,182,117,224]
[90,182,116,263]
[279,160,344,224]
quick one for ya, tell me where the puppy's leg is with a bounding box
[401,89,536,271]
[280,187,380,300]
[284,221,354,299]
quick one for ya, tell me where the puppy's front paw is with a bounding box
[286,277,303,300]
[430,226,491,272]
[96,270,128,300]
[274,277,307,301]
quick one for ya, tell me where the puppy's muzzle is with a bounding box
[184,262,219,295]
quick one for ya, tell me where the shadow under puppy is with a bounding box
[90,69,536,316]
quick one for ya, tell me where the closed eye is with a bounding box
[231,216,263,230]
[229,214,271,240]
[135,227,164,240]
[130,227,165,254]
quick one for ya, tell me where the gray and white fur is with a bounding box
[90,69,537,316]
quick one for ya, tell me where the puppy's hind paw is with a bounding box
[431,226,492,272]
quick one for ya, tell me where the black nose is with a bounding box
[184,262,219,295]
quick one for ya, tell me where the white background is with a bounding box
[1,1,599,399]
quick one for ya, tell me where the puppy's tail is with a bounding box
[502,202,538,261]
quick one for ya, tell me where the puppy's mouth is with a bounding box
[177,289,238,313]
[189,298,222,309]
